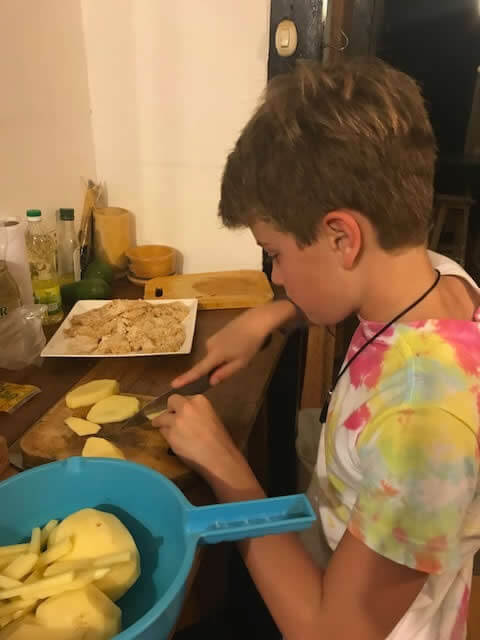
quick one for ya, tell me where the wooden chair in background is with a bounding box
[300,325,336,410]
[296,325,337,491]
[430,194,476,266]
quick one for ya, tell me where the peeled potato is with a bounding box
[48,509,140,602]
[0,605,37,633]
[86,396,139,424]
[0,615,81,639]
[66,380,119,410]
[35,585,121,640]
[81,438,125,461]
[65,417,101,437]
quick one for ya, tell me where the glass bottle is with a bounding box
[57,208,80,286]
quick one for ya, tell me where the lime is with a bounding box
[84,260,114,284]
[61,278,112,305]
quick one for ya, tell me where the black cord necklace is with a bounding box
[319,269,441,423]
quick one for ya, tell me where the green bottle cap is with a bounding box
[26,209,41,218]
[59,208,74,221]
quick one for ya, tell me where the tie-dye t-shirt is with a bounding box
[313,254,480,639]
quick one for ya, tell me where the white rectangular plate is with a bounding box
[41,298,198,357]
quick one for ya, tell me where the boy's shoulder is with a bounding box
[428,250,478,290]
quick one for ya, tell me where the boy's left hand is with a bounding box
[152,394,248,484]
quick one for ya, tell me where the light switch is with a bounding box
[279,28,290,48]
[275,19,297,57]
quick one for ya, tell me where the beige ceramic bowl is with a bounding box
[126,245,176,279]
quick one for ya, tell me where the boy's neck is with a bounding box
[357,247,440,323]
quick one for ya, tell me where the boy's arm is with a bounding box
[273,287,309,333]
[172,298,299,388]
[210,463,427,640]
[154,395,438,640]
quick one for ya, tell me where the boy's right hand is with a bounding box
[171,299,297,388]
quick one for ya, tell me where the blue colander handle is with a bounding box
[185,494,315,544]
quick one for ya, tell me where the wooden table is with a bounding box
[0,280,284,457]
[0,279,286,630]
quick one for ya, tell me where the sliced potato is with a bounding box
[81,438,126,461]
[23,569,43,586]
[44,550,133,578]
[36,584,121,640]
[43,560,90,578]
[91,550,133,569]
[64,416,101,436]
[66,379,119,409]
[37,537,72,568]
[33,568,110,600]
[0,545,28,559]
[0,600,38,621]
[2,553,38,580]
[48,509,140,601]
[0,570,75,600]
[0,576,22,590]
[0,558,20,572]
[86,395,139,424]
[0,614,14,630]
[0,568,106,604]
[29,529,41,556]
[40,521,58,548]
[1,601,37,630]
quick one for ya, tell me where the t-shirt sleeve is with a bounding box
[348,406,479,574]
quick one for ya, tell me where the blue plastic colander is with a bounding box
[0,457,314,639]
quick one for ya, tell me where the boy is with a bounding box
[155,58,480,639]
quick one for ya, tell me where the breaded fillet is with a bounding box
[64,300,189,354]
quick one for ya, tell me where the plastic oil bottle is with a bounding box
[25,209,63,324]
[56,208,80,286]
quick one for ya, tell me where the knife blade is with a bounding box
[119,372,213,430]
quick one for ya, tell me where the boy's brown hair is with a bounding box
[219,57,437,250]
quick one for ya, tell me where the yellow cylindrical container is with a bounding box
[93,207,133,279]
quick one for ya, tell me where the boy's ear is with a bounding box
[320,210,362,269]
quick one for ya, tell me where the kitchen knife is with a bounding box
[120,373,213,430]
[120,333,273,431]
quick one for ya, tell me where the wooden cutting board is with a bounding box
[19,392,192,487]
[144,270,273,310]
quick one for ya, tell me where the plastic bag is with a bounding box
[0,305,47,370]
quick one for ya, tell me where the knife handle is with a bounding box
[174,373,212,397]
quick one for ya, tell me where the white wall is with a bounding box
[0,0,96,228]
[81,0,268,272]
[0,1,268,271]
